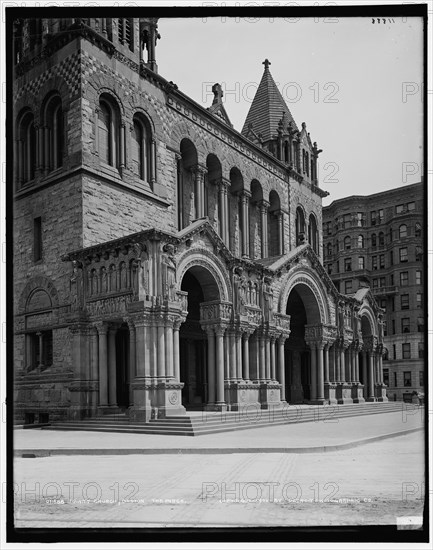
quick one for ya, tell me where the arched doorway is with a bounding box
[284,283,322,403]
[179,266,220,409]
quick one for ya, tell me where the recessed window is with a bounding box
[118,18,133,50]
[415,223,421,237]
[379,232,385,246]
[379,254,385,269]
[344,258,352,272]
[344,236,351,250]
[419,370,424,385]
[358,235,364,248]
[131,114,152,184]
[371,233,377,247]
[416,292,422,309]
[343,214,351,229]
[399,224,407,238]
[403,369,411,385]
[401,294,409,310]
[358,256,365,270]
[27,330,53,372]
[396,204,404,214]
[98,95,121,168]
[372,256,377,270]
[383,369,389,386]
[400,272,409,286]
[407,201,415,211]
[379,277,386,288]
[371,211,376,225]
[345,280,353,294]
[415,270,422,285]
[399,247,408,263]
[401,318,410,333]
[418,345,424,360]
[417,317,424,332]
[357,213,364,227]
[16,109,36,186]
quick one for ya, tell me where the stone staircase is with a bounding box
[42,402,405,437]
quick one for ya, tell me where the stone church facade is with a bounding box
[12,17,387,424]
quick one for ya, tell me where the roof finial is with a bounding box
[262,59,271,70]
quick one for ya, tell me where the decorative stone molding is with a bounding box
[200,300,233,326]
[87,293,134,317]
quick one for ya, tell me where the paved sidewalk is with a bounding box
[14,408,424,455]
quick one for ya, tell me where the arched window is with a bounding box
[305,151,309,176]
[399,224,407,238]
[379,231,385,246]
[284,141,289,163]
[98,95,120,168]
[296,207,305,245]
[16,109,36,185]
[118,18,133,50]
[344,236,351,250]
[415,222,421,237]
[371,233,377,247]
[131,115,151,184]
[44,94,64,172]
[268,190,282,256]
[308,213,318,253]
[358,235,364,248]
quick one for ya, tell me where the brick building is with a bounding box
[12,17,387,424]
[322,182,424,401]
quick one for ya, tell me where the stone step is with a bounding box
[44,402,404,436]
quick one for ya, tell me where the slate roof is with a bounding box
[241,61,299,142]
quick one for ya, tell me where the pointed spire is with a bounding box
[242,61,298,141]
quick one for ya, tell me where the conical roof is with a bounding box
[241,60,299,141]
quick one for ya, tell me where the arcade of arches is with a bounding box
[58,231,387,422]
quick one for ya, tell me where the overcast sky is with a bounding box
[157,16,424,206]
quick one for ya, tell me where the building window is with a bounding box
[325,221,332,235]
[344,258,352,272]
[400,294,409,310]
[27,330,53,372]
[407,201,415,211]
[379,232,385,246]
[372,256,377,270]
[396,204,404,214]
[415,246,423,261]
[383,369,389,386]
[400,272,409,286]
[344,236,351,250]
[43,94,64,172]
[371,233,377,247]
[98,95,120,168]
[392,320,395,334]
[357,235,364,248]
[131,115,152,184]
[327,243,332,256]
[401,318,410,333]
[358,256,365,270]
[399,224,407,238]
[415,222,421,237]
[308,214,319,254]
[403,370,411,386]
[373,278,378,289]
[417,317,424,332]
[34,217,42,262]
[343,213,351,229]
[345,280,353,294]
[390,251,393,266]
[419,370,424,386]
[379,254,385,269]
[416,292,422,308]
[371,211,376,225]
[118,18,133,50]
[357,213,364,227]
[16,109,36,185]
[327,263,332,275]
[379,277,386,287]
[399,247,408,263]
[418,344,424,360]
[402,345,411,361]
[378,209,384,223]
[393,346,396,362]
[295,207,305,245]
[415,270,422,285]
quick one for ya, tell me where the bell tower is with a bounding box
[139,17,160,73]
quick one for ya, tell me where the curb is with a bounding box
[14,427,422,457]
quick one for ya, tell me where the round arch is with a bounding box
[278,267,330,325]
[359,305,377,338]
[176,249,231,303]
[18,275,59,314]
[169,120,207,162]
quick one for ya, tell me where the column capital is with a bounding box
[94,321,108,335]
[240,189,252,200]
[190,163,208,177]
[258,199,270,211]
[217,177,231,189]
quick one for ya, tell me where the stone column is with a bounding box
[259,200,269,258]
[96,324,108,406]
[277,337,286,401]
[127,321,136,402]
[368,351,375,401]
[240,191,251,257]
[317,343,325,402]
[324,344,330,383]
[150,138,157,186]
[108,326,117,407]
[157,321,165,378]
[310,344,317,401]
[173,320,181,382]
[362,350,368,399]
[378,351,384,384]
[90,327,99,381]
[339,345,346,383]
[37,332,44,369]
[265,335,271,381]
[165,319,174,379]
[206,328,216,404]
[215,326,226,406]
[277,211,284,255]
[235,330,242,380]
[242,332,250,381]
[192,164,207,219]
[259,334,266,382]
[119,122,125,171]
[270,336,276,380]
[228,329,236,380]
[218,179,228,244]
[355,349,360,382]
